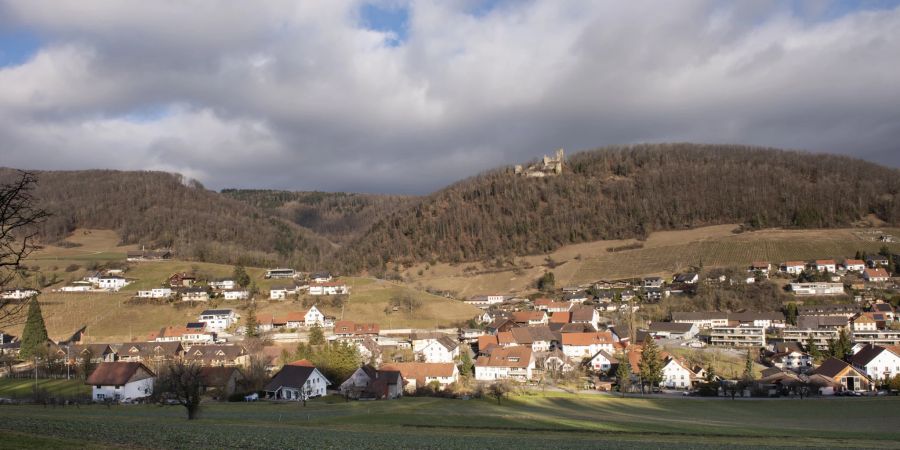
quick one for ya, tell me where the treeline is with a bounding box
[0,169,332,269]
[339,144,900,271]
[222,189,413,245]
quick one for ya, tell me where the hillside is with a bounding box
[221,189,414,245]
[0,169,332,269]
[340,144,900,271]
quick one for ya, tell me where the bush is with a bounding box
[65,264,81,272]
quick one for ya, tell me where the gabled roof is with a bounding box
[850,345,898,367]
[264,365,330,392]
[550,312,571,323]
[381,362,456,386]
[843,259,865,266]
[512,311,546,323]
[865,268,890,278]
[199,309,233,316]
[475,346,533,368]
[872,303,895,313]
[86,362,154,386]
[561,331,614,347]
[648,322,694,333]
[569,306,596,322]
[810,357,856,379]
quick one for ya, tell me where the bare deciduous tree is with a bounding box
[0,171,49,328]
[157,361,204,420]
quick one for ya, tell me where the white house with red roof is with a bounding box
[308,281,349,296]
[864,268,890,283]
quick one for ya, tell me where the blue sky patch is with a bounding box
[361,3,409,46]
[0,27,42,68]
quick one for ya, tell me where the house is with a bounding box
[127,249,172,261]
[167,273,196,288]
[269,284,295,300]
[333,321,380,339]
[61,281,94,293]
[768,342,812,373]
[92,276,126,291]
[264,364,331,400]
[299,305,326,327]
[810,357,872,392]
[673,273,699,284]
[310,272,333,283]
[789,283,844,296]
[749,262,771,274]
[728,312,786,330]
[198,366,244,397]
[661,356,699,389]
[647,322,698,340]
[340,365,404,400]
[416,335,460,363]
[208,279,236,290]
[67,344,117,364]
[183,344,249,367]
[843,259,866,272]
[382,362,459,391]
[136,287,173,299]
[586,350,617,373]
[871,302,896,322]
[86,362,155,402]
[561,331,615,360]
[569,306,600,330]
[198,309,238,333]
[563,291,590,304]
[308,282,349,296]
[849,344,900,382]
[179,287,210,302]
[643,277,664,288]
[814,259,837,273]
[222,289,250,301]
[458,328,484,343]
[486,318,516,335]
[498,326,557,352]
[864,268,890,283]
[851,314,878,332]
[474,346,535,381]
[866,255,889,268]
[512,311,548,326]
[671,312,729,329]
[780,261,806,275]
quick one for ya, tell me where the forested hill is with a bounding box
[338,144,900,271]
[0,169,332,269]
[221,189,415,245]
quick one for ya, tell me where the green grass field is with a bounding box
[0,378,90,399]
[0,393,897,449]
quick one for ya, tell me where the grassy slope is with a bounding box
[0,379,90,398]
[403,225,900,297]
[11,231,480,340]
[0,394,897,448]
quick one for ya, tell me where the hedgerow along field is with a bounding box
[0,394,897,449]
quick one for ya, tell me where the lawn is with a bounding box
[0,378,90,399]
[0,394,897,448]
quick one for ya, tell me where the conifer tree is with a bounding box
[19,297,49,359]
[232,265,251,288]
[639,339,663,393]
[460,350,474,378]
[806,335,822,361]
[308,324,325,346]
[616,354,632,396]
[244,303,259,338]
[744,348,755,380]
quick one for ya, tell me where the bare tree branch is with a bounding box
[0,170,49,329]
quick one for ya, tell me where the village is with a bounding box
[1,246,899,408]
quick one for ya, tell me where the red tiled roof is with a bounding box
[475,346,532,368]
[288,359,314,367]
[561,331,614,346]
[381,362,456,386]
[550,312,571,323]
[86,362,154,386]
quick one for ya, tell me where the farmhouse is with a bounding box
[749,262,771,274]
[340,365,404,399]
[797,304,857,317]
[413,334,460,363]
[269,284,295,300]
[661,356,699,389]
[767,342,812,373]
[586,350,617,373]
[561,331,615,360]
[126,249,172,261]
[167,273,196,288]
[264,364,331,400]
[673,273,699,284]
[512,311,548,326]
[86,362,155,402]
[114,341,185,364]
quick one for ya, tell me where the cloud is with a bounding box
[0,0,898,194]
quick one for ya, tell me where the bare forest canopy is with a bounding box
[220,189,415,245]
[0,169,332,269]
[338,144,900,271]
[3,144,899,272]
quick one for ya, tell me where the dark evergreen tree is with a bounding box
[639,339,663,393]
[616,355,632,396]
[18,297,49,359]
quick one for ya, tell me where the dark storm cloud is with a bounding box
[0,0,898,194]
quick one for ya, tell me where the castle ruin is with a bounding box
[514,148,564,178]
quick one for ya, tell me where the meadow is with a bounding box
[0,393,897,449]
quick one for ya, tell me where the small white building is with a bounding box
[780,261,806,275]
[209,279,236,290]
[61,282,93,293]
[474,346,535,381]
[263,364,331,400]
[843,259,866,273]
[814,260,837,273]
[417,337,460,363]
[308,282,349,296]
[850,344,900,382]
[198,309,238,332]
[86,362,155,402]
[97,276,129,291]
[864,268,890,283]
[222,289,250,301]
[0,288,39,300]
[661,357,696,389]
[137,288,173,299]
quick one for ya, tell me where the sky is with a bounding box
[1,0,899,194]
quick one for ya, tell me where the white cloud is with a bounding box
[0,0,898,193]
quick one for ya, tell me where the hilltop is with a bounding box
[340,144,900,271]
